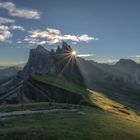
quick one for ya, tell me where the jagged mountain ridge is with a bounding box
[0,42,85,104]
[19,42,85,86]
[0,42,140,112]
[77,57,140,86]
[77,57,140,111]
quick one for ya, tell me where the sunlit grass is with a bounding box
[33,74,140,122]
[88,90,140,121]
[0,74,140,139]
[0,107,140,140]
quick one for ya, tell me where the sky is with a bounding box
[0,0,140,65]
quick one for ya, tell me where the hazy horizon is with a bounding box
[0,42,140,67]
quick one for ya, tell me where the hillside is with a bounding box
[1,73,138,120]
[0,41,140,139]
[0,103,140,140]
[1,42,140,115]
[0,73,139,139]
[77,57,140,112]
[33,74,139,121]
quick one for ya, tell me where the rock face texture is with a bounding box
[0,42,140,111]
[22,78,87,105]
[77,58,140,87]
[0,42,85,104]
[19,41,85,86]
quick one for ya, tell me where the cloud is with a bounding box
[0,2,41,19]
[17,41,22,44]
[0,25,12,42]
[10,25,25,31]
[0,17,15,24]
[0,24,24,42]
[128,55,140,63]
[78,34,98,41]
[0,25,9,31]
[47,28,61,34]
[26,28,98,45]
[77,54,94,57]
[96,59,119,64]
[72,42,77,45]
[24,37,46,45]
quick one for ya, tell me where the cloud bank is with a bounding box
[25,28,98,45]
[0,25,12,42]
[0,25,25,42]
[77,54,94,57]
[0,2,41,19]
[0,17,15,24]
[96,59,119,64]
[128,55,140,63]
[10,25,25,31]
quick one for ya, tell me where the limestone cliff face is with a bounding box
[21,78,87,105]
[1,42,140,110]
[21,45,55,78]
[2,77,88,105]
[19,42,85,86]
[0,42,85,104]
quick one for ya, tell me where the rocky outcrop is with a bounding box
[1,41,140,111]
[1,77,88,105]
[19,41,85,86]
[0,42,85,104]
[22,78,87,105]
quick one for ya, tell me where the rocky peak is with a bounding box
[62,41,72,52]
[19,42,85,86]
[36,45,43,49]
[56,45,61,53]
[50,49,55,54]
[115,59,137,66]
[35,45,49,54]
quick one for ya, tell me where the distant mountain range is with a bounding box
[0,66,21,85]
[0,42,140,112]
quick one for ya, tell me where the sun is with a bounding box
[71,51,76,56]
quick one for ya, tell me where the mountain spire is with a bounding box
[62,41,72,52]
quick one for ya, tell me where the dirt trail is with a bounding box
[0,109,78,117]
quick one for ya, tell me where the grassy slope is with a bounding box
[0,107,140,140]
[33,75,139,121]
[0,74,140,139]
[0,102,81,113]
[90,81,140,112]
